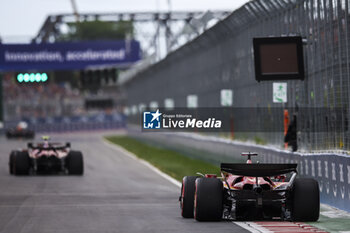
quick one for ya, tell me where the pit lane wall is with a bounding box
[129,131,350,213]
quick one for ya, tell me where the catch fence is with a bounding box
[124,0,350,152]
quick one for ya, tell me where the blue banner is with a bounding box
[0,40,141,71]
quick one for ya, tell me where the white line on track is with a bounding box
[102,138,181,188]
[233,222,267,233]
[0,203,176,208]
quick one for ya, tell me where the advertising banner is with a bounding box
[0,40,141,71]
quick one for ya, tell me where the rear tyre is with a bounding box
[6,131,12,139]
[66,151,84,175]
[26,131,35,139]
[13,152,30,175]
[194,178,223,221]
[180,176,197,218]
[9,151,16,174]
[291,178,320,221]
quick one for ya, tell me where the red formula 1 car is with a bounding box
[6,121,35,139]
[180,152,319,222]
[9,136,84,175]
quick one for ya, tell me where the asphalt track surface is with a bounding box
[0,131,249,233]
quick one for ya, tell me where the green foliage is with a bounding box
[254,136,267,145]
[60,20,133,41]
[105,136,220,181]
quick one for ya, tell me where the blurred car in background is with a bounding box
[6,121,35,139]
[9,136,84,175]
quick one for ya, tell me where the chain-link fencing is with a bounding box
[123,0,350,152]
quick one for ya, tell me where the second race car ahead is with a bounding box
[9,136,84,175]
[6,121,35,139]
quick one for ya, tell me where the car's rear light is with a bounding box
[205,174,217,178]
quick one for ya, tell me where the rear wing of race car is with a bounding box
[27,142,71,150]
[221,163,297,177]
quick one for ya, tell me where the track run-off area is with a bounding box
[0,131,349,233]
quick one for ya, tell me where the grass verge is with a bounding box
[105,135,220,181]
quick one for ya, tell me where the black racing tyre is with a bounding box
[180,176,197,218]
[9,151,16,174]
[66,151,84,175]
[13,151,30,175]
[6,131,12,139]
[194,178,223,221]
[26,131,35,139]
[291,178,320,222]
